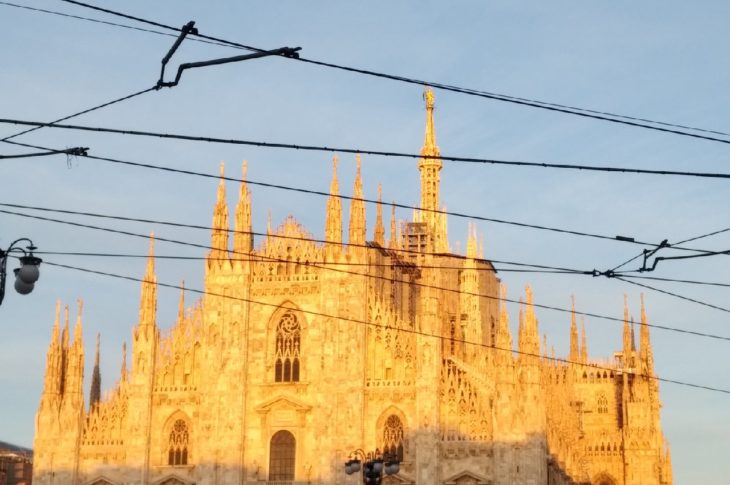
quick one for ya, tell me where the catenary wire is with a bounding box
[615,277,730,314]
[0,2,234,49]
[674,226,730,246]
[33,251,580,275]
[4,118,730,183]
[0,87,156,142]
[0,205,585,272]
[38,258,730,395]
[52,0,730,144]
[0,147,86,159]
[3,207,728,342]
[620,274,730,289]
[0,198,715,261]
[34,250,730,287]
[2,141,699,251]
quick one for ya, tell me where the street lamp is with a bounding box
[344,449,400,485]
[0,238,42,305]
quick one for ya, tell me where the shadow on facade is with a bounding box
[31,428,612,485]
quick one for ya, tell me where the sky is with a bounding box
[1,1,729,482]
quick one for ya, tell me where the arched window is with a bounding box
[269,430,296,480]
[597,393,609,414]
[275,312,301,382]
[382,415,404,461]
[167,419,189,465]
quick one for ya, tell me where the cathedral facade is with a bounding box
[33,91,672,485]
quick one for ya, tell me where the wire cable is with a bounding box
[0,88,156,143]
[0,1,234,49]
[3,206,728,342]
[674,227,730,246]
[0,147,86,159]
[615,277,730,314]
[52,0,730,144]
[3,118,730,182]
[38,250,730,287]
[0,145,718,258]
[39,257,730,395]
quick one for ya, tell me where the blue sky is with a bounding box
[1,1,729,483]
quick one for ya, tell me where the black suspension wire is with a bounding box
[0,88,156,142]
[4,117,730,183]
[50,0,730,144]
[0,147,86,159]
[674,227,730,246]
[3,206,728,342]
[33,251,580,275]
[0,2,234,48]
[36,250,730,287]
[0,142,719,258]
[40,258,730,395]
[615,277,730,314]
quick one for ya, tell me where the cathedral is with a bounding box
[32,90,673,485]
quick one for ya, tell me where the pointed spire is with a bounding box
[631,317,637,351]
[388,203,398,249]
[177,281,185,324]
[52,300,61,347]
[496,283,513,358]
[325,155,343,246]
[139,233,158,329]
[519,285,540,357]
[418,88,444,247]
[373,183,385,246]
[233,160,253,254]
[73,298,84,346]
[267,209,273,235]
[639,293,652,364]
[62,304,70,350]
[348,154,366,248]
[622,294,632,364]
[466,223,477,259]
[580,318,588,363]
[478,233,484,259]
[210,161,230,262]
[421,88,440,158]
[569,295,579,362]
[120,341,128,383]
[89,333,101,410]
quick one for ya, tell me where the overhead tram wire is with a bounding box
[4,117,730,184]
[0,147,87,159]
[2,206,728,342]
[615,277,730,314]
[0,140,719,257]
[674,226,730,246]
[34,251,730,286]
[38,257,730,395]
[0,2,234,49]
[53,0,730,144]
[0,87,157,143]
[0,204,589,272]
[32,251,580,275]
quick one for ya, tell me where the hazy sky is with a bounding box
[1,1,729,483]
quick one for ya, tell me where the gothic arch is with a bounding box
[268,301,307,383]
[376,406,408,461]
[592,472,617,485]
[86,478,117,485]
[162,410,192,466]
[269,429,296,480]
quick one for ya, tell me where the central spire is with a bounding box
[416,88,448,252]
[418,88,442,216]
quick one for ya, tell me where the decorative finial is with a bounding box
[242,160,248,181]
[424,87,435,109]
[219,161,225,178]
